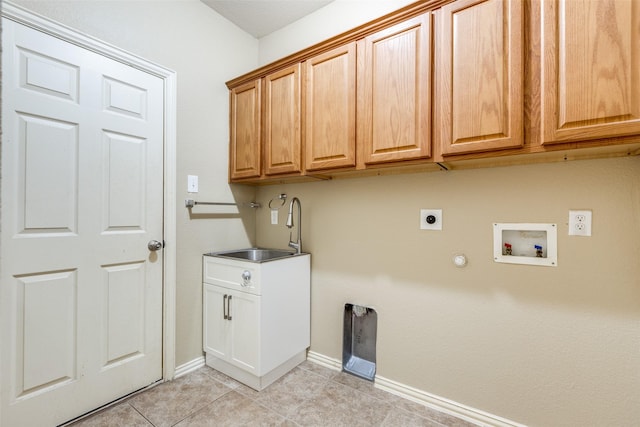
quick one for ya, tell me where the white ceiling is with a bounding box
[201,0,334,38]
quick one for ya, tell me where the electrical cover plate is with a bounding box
[420,209,442,230]
[568,210,592,236]
[187,175,198,193]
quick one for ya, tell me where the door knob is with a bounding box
[148,240,163,251]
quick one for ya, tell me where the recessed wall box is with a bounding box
[343,304,377,381]
[493,223,557,267]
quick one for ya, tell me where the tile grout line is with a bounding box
[253,366,334,421]
[72,364,477,426]
[167,378,239,426]
[326,370,471,427]
[127,402,156,427]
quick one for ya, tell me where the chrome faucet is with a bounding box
[286,197,302,254]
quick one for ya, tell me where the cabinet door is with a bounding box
[227,290,260,374]
[541,0,640,143]
[230,79,261,179]
[358,13,432,165]
[439,0,523,155]
[305,43,357,171]
[264,64,302,175]
[203,284,228,360]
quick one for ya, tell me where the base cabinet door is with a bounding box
[227,290,260,373]
[203,284,260,374]
[541,0,640,143]
[438,0,523,155]
[203,284,229,360]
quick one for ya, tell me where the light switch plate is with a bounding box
[187,175,198,193]
[271,209,278,225]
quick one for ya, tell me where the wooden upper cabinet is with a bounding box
[439,0,523,156]
[357,13,432,165]
[541,0,640,144]
[227,0,640,183]
[304,43,357,171]
[230,80,261,180]
[264,64,302,175]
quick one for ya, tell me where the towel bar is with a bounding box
[185,199,261,208]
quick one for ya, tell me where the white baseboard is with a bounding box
[307,350,342,371]
[174,356,205,379]
[306,351,525,427]
[375,375,526,427]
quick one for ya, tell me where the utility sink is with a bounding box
[207,248,297,263]
[202,248,310,390]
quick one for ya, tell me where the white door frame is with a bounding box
[1,0,178,386]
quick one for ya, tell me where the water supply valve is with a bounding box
[504,243,512,255]
[534,245,543,258]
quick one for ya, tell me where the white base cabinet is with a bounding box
[203,253,310,390]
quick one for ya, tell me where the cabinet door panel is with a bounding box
[541,0,640,143]
[264,64,301,175]
[358,13,432,164]
[230,80,261,179]
[439,0,523,155]
[228,291,260,374]
[203,285,228,360]
[305,43,357,171]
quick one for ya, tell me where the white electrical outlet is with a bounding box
[568,210,592,236]
[420,209,442,230]
[270,209,278,225]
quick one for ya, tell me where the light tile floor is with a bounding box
[70,361,477,427]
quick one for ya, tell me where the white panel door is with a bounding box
[1,18,164,426]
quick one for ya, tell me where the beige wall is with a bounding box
[256,158,640,426]
[10,0,260,367]
[257,0,415,65]
[256,2,640,426]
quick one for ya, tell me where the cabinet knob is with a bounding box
[241,270,251,286]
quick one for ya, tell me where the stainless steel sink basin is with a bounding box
[207,248,297,263]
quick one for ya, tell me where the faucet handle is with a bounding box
[288,231,301,253]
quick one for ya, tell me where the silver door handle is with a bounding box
[227,295,232,321]
[148,240,163,251]
[223,294,228,320]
